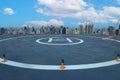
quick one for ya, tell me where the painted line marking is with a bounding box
[108,39,120,42]
[48,38,53,42]
[102,37,120,43]
[66,38,73,43]
[102,38,110,40]
[0,58,120,70]
[36,38,84,45]
[0,38,14,42]
[102,36,112,40]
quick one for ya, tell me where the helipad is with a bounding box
[0,35,120,80]
[0,35,120,70]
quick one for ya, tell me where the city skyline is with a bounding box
[0,0,120,28]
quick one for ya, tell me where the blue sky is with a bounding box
[0,0,120,28]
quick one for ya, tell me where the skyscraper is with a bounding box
[79,24,83,35]
[66,27,70,34]
[89,23,94,34]
[118,24,120,35]
[119,24,120,29]
[0,28,6,35]
[84,23,94,35]
[74,28,79,34]
[60,26,63,34]
[62,27,66,34]
[107,26,115,36]
[115,29,119,36]
[85,23,89,35]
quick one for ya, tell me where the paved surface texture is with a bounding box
[0,35,120,80]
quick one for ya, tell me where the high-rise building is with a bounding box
[90,23,94,34]
[0,28,6,35]
[66,27,69,34]
[62,27,66,34]
[40,26,44,34]
[60,26,63,34]
[119,24,120,29]
[84,23,94,35]
[54,27,60,34]
[18,27,24,34]
[79,24,83,35]
[74,28,80,34]
[49,26,55,34]
[90,24,94,34]
[100,28,106,35]
[115,29,119,36]
[29,27,35,34]
[85,23,89,35]
[107,26,115,36]
[118,24,120,35]
[36,27,41,34]
[22,26,30,35]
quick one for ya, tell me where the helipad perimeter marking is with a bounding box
[102,38,120,42]
[0,58,120,70]
[0,36,120,70]
[36,37,84,45]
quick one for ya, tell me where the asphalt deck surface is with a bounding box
[0,35,120,80]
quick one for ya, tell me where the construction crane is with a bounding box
[115,18,120,29]
[113,18,120,36]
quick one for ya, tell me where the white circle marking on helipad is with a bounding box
[36,37,84,45]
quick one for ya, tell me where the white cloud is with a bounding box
[96,6,120,23]
[27,19,64,27]
[38,0,87,11]
[36,0,120,24]
[101,7,120,16]
[36,0,88,17]
[3,8,15,15]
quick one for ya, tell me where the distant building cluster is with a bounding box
[0,23,120,36]
[107,24,120,36]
